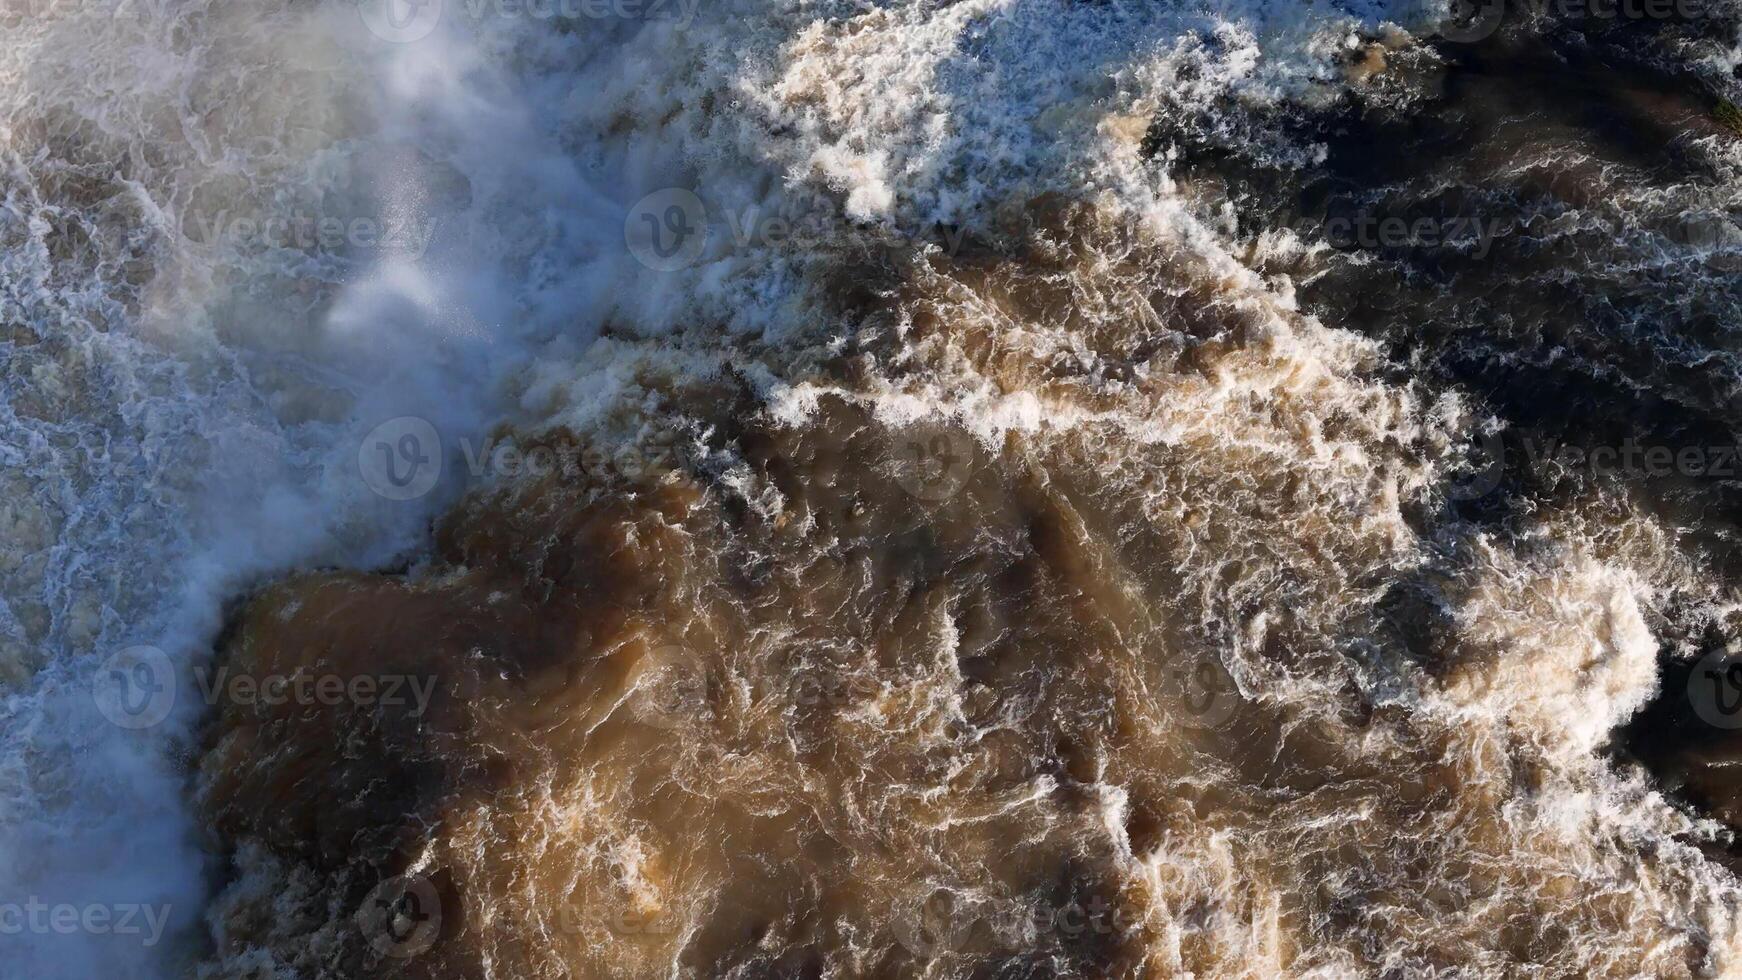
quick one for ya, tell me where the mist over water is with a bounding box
[8,0,1742,976]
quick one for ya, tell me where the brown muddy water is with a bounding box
[8,1,1742,978]
[200,39,1742,974]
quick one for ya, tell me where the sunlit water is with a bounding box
[7,0,1742,976]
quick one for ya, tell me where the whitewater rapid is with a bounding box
[0,0,578,973]
[4,0,1742,976]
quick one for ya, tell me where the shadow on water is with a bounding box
[1162,18,1742,841]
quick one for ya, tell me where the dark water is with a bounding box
[10,1,1742,977]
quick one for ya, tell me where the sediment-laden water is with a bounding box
[7,0,1742,976]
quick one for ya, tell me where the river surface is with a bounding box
[6,0,1742,976]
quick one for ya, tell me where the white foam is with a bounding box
[8,0,1742,973]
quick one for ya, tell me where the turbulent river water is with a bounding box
[7,0,1742,976]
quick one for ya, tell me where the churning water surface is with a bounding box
[8,0,1742,976]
